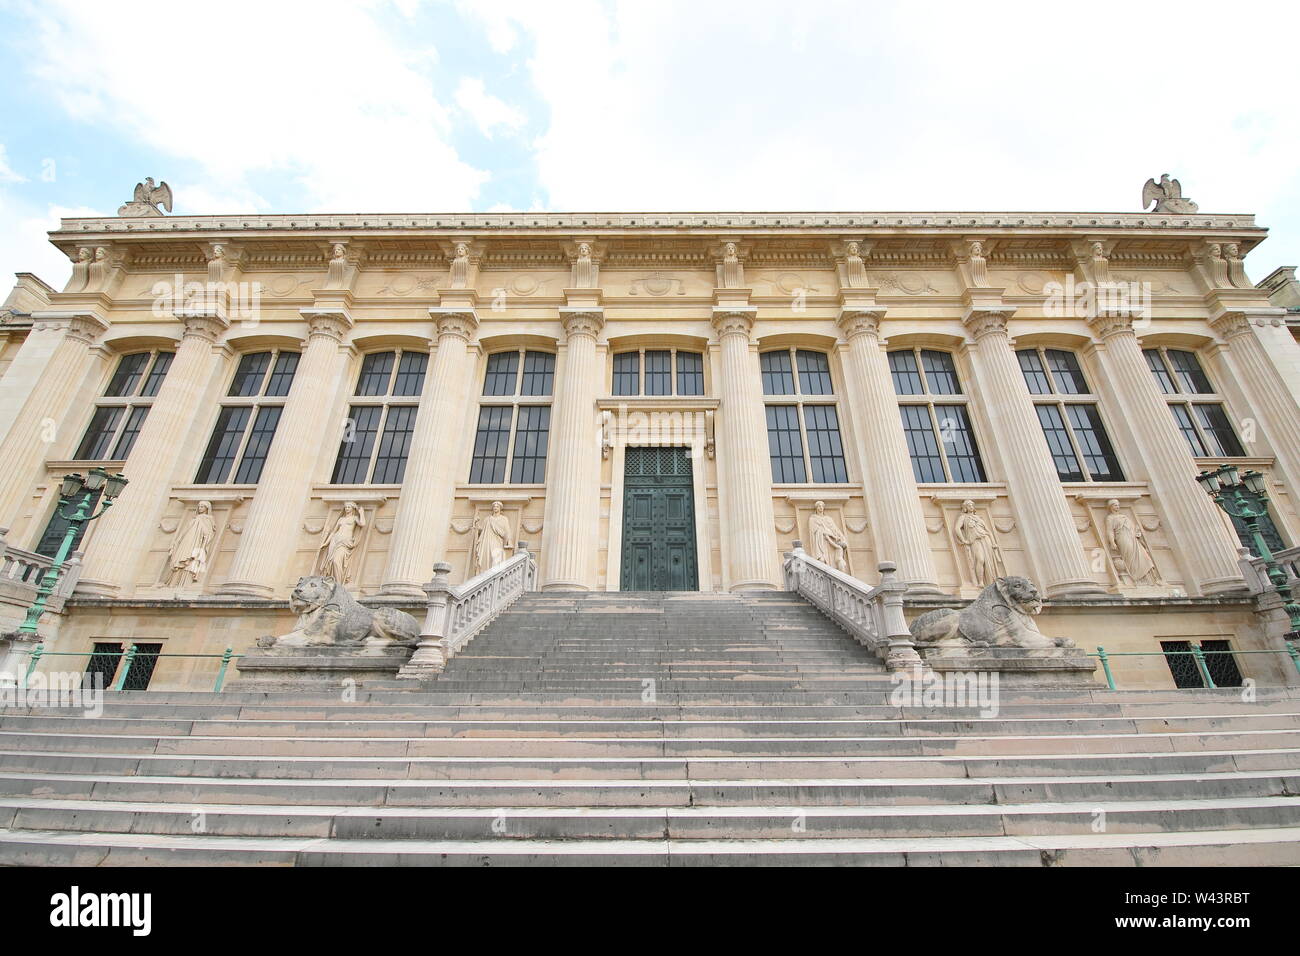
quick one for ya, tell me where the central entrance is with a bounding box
[620,446,698,591]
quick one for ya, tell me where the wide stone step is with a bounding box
[2,825,1298,866]
[4,795,1297,841]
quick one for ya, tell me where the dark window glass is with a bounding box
[195,406,252,484]
[35,487,103,558]
[899,405,946,483]
[1193,404,1245,457]
[105,353,150,397]
[888,351,925,395]
[392,351,428,397]
[921,351,960,395]
[765,405,806,482]
[1161,640,1243,689]
[118,642,162,690]
[110,406,150,460]
[1168,350,1214,394]
[1144,349,1177,395]
[676,351,704,396]
[1231,508,1287,555]
[83,642,121,691]
[229,352,272,397]
[1170,404,1209,456]
[1066,405,1124,481]
[803,405,847,483]
[612,352,640,396]
[761,351,796,396]
[796,350,834,395]
[140,352,174,397]
[264,352,300,397]
[232,406,282,484]
[469,406,513,483]
[482,352,519,396]
[510,406,550,483]
[371,406,417,484]
[933,404,987,482]
[357,352,396,396]
[1035,404,1083,481]
[1045,349,1089,394]
[520,351,554,397]
[330,406,382,484]
[74,407,124,460]
[1017,349,1053,395]
[644,350,672,396]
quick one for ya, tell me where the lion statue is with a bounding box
[909,576,1075,651]
[264,575,420,648]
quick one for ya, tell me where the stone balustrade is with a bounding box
[0,529,82,624]
[782,543,926,672]
[398,543,538,679]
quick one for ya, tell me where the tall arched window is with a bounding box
[469,349,554,484]
[760,348,847,483]
[888,348,986,483]
[196,349,301,484]
[611,348,704,396]
[328,349,427,484]
[72,349,174,461]
[1016,347,1123,482]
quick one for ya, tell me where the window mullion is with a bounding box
[927,403,954,482]
[1059,401,1093,480]
[230,401,260,480]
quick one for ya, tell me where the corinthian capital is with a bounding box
[836,308,885,339]
[431,307,479,340]
[961,307,1012,339]
[1086,311,1135,340]
[559,308,604,339]
[711,307,756,339]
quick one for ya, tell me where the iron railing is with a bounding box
[1092,643,1300,690]
[13,644,241,692]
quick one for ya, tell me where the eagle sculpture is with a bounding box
[117,178,173,217]
[1141,174,1198,214]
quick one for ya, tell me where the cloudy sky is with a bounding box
[1,0,1297,291]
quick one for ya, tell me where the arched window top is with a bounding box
[483,348,555,397]
[354,348,428,397]
[1015,347,1091,396]
[760,347,834,396]
[887,348,963,396]
[611,347,703,396]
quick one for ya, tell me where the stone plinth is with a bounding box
[228,645,414,691]
[920,646,1100,687]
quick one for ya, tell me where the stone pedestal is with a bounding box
[228,645,415,690]
[920,646,1100,687]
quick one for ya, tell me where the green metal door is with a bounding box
[621,447,698,591]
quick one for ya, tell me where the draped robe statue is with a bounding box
[166,501,216,587]
[473,501,512,575]
[317,502,366,585]
[954,499,997,586]
[1105,499,1160,585]
[808,500,850,573]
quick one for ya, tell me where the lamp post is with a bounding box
[12,467,128,638]
[1196,464,1300,643]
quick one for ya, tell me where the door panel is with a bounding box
[621,447,698,591]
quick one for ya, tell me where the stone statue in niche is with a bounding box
[472,501,512,575]
[263,575,419,648]
[449,241,471,288]
[842,240,869,288]
[1142,174,1198,214]
[316,502,366,585]
[953,499,1001,587]
[910,576,1076,650]
[1104,499,1162,586]
[165,500,216,587]
[718,241,744,288]
[67,248,92,292]
[117,178,173,217]
[808,500,850,573]
[572,241,598,288]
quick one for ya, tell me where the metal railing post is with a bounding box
[112,644,138,691]
[214,647,234,692]
[1190,642,1216,689]
[21,643,44,690]
[1096,646,1116,690]
[1287,643,1300,677]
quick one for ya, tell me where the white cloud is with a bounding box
[0,145,27,184]
[0,196,103,292]
[22,0,488,213]
[455,77,526,138]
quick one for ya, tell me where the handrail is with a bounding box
[782,545,925,672]
[398,544,538,679]
[6,644,241,692]
[1091,643,1300,690]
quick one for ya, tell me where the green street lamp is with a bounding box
[13,467,127,637]
[1196,464,1300,643]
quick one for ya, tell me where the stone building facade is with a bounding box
[0,210,1297,690]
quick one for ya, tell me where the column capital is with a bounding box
[711,307,757,339]
[179,311,229,343]
[301,307,354,342]
[429,307,479,340]
[559,308,605,339]
[960,305,1014,339]
[1085,311,1136,340]
[1209,305,1286,341]
[29,310,110,345]
[836,307,886,339]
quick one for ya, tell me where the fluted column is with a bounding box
[381,310,479,596]
[540,310,604,590]
[219,311,353,596]
[1088,313,1242,594]
[0,313,109,531]
[712,309,780,590]
[961,308,1106,597]
[1210,310,1300,512]
[837,309,940,592]
[78,312,229,595]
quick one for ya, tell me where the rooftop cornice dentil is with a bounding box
[51,210,1266,245]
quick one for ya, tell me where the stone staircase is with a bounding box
[1,590,1298,865]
